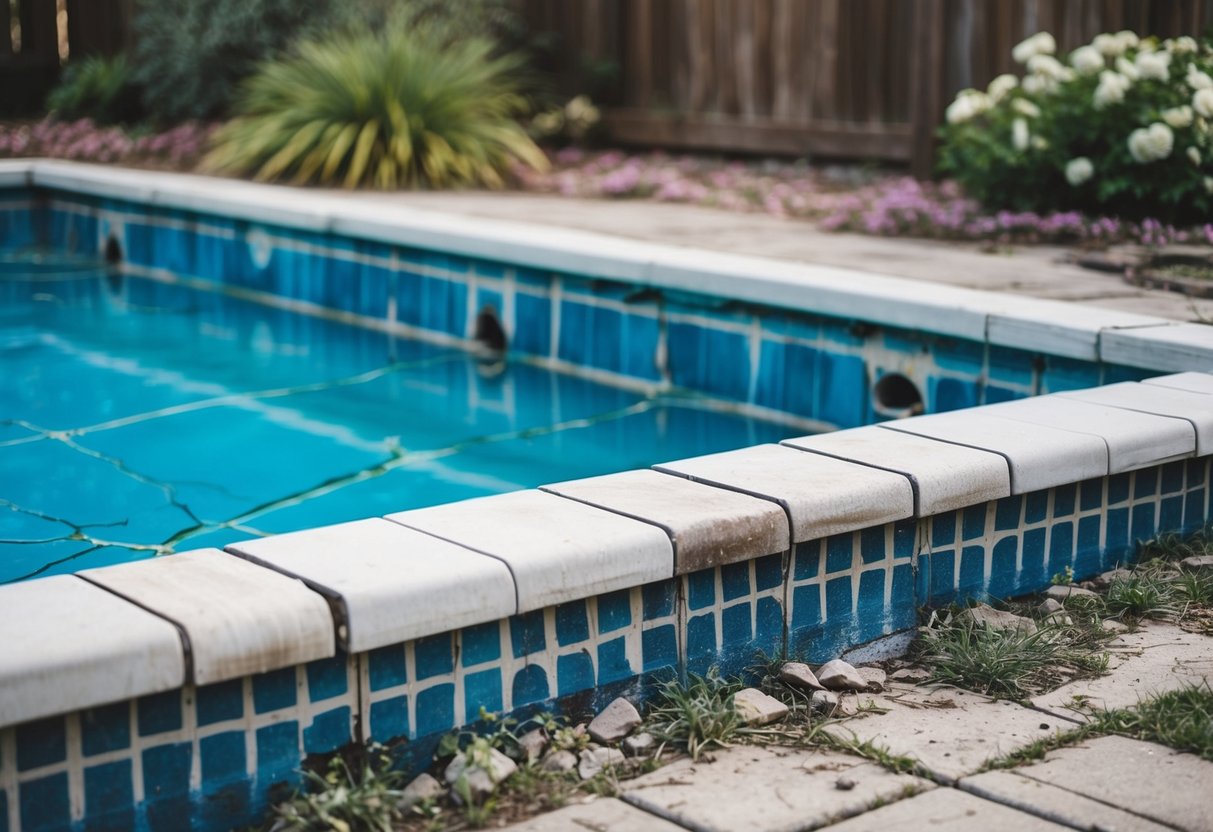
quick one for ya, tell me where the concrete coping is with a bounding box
[0,372,1207,728]
[2,158,1211,371]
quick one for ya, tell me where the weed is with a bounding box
[981,724,1097,770]
[1139,527,1213,563]
[805,724,920,775]
[645,671,745,760]
[1103,571,1181,622]
[1050,566,1074,586]
[268,747,405,831]
[1091,682,1213,761]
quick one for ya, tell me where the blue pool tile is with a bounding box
[962,505,986,541]
[464,669,504,722]
[0,789,6,832]
[511,666,550,707]
[137,691,182,737]
[1162,462,1186,494]
[1049,521,1074,578]
[959,546,985,598]
[826,534,853,573]
[1160,497,1184,537]
[929,550,955,602]
[200,731,246,784]
[81,703,130,757]
[932,377,980,413]
[1132,503,1157,546]
[370,696,409,741]
[555,601,590,646]
[794,541,821,580]
[642,625,678,671]
[556,653,595,697]
[304,708,351,754]
[686,569,716,610]
[1025,491,1049,524]
[1074,516,1103,577]
[932,513,956,547]
[754,554,784,590]
[512,293,552,356]
[721,602,753,647]
[415,684,455,736]
[755,596,783,654]
[720,562,751,601]
[142,743,190,832]
[415,634,454,680]
[791,584,822,631]
[597,590,632,634]
[597,637,632,685]
[860,527,885,564]
[642,581,677,620]
[620,312,663,381]
[306,656,348,702]
[755,341,819,417]
[83,760,133,832]
[368,646,407,692]
[686,613,717,674]
[253,668,297,714]
[1185,489,1208,531]
[1107,473,1131,505]
[461,622,502,668]
[256,721,299,779]
[667,321,751,404]
[857,570,886,641]
[1106,508,1130,557]
[197,679,243,726]
[17,717,65,771]
[20,773,69,832]
[894,521,916,559]
[825,576,853,620]
[1053,484,1076,518]
[510,611,547,658]
[1080,479,1103,512]
[989,537,1018,600]
[1134,469,1158,500]
[995,496,1022,531]
[817,353,868,428]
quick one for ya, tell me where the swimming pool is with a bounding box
[0,260,790,584]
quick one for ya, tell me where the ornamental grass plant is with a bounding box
[205,24,547,189]
[940,31,1213,224]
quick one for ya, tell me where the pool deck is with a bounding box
[333,188,1213,323]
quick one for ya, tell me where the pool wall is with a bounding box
[2,161,1213,832]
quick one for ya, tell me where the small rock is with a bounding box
[541,749,578,773]
[957,603,1036,634]
[889,667,930,683]
[733,688,789,726]
[1181,555,1213,572]
[517,728,548,763]
[444,747,517,803]
[622,732,655,757]
[817,659,869,691]
[397,772,443,810]
[810,690,839,715]
[1045,584,1097,602]
[1044,612,1074,626]
[835,776,857,791]
[1093,568,1132,588]
[578,747,625,780]
[779,661,825,691]
[1036,598,1063,615]
[587,697,642,744]
[1101,619,1129,634]
[858,667,886,693]
[835,695,862,718]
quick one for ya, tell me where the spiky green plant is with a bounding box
[47,54,142,125]
[205,24,547,189]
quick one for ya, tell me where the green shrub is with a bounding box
[938,31,1213,224]
[205,25,547,189]
[46,54,141,125]
[129,0,335,124]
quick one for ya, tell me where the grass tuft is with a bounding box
[1091,682,1213,761]
[645,671,745,761]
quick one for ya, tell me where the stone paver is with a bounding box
[818,788,1069,831]
[501,797,684,831]
[820,683,1075,784]
[1032,623,1213,720]
[961,769,1175,832]
[621,744,930,832]
[991,736,1213,832]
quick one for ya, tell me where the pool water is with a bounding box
[1,259,793,583]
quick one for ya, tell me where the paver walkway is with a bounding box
[332,190,1213,322]
[502,622,1213,831]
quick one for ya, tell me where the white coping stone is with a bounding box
[0,575,185,728]
[987,297,1163,361]
[653,443,914,543]
[879,411,1109,494]
[387,490,673,613]
[1101,322,1213,372]
[80,549,335,685]
[981,394,1196,473]
[226,518,517,653]
[1142,370,1213,396]
[540,469,789,574]
[1059,381,1213,456]
[782,426,1010,516]
[0,160,33,189]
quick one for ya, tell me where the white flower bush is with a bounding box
[939,30,1213,224]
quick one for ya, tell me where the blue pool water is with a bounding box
[1,258,792,583]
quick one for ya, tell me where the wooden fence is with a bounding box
[520,0,1213,175]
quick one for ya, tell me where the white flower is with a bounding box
[1012,118,1030,151]
[1167,36,1198,54]
[1094,71,1131,108]
[1116,30,1140,51]
[1012,98,1041,118]
[1028,53,1068,79]
[1065,157,1094,185]
[1013,31,1057,64]
[1188,65,1213,90]
[1163,105,1194,128]
[1188,146,1202,165]
[945,89,991,124]
[1206,176,1213,194]
[1070,45,1105,74]
[1032,136,1049,150]
[1135,50,1171,81]
[1195,88,1213,119]
[1092,33,1125,58]
[1022,74,1048,95]
[1116,56,1140,80]
[987,73,1019,102]
[1127,122,1175,162]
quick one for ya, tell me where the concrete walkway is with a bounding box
[333,190,1213,323]
[503,622,1213,831]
